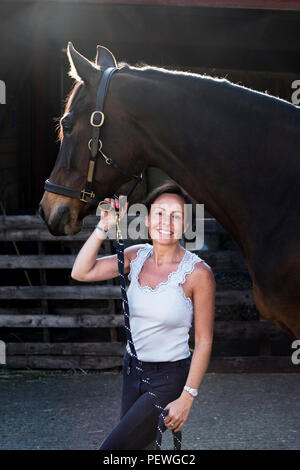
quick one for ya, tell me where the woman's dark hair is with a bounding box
[143,181,193,212]
[142,180,196,236]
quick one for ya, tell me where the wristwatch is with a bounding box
[184,385,198,398]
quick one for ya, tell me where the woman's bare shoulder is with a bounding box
[124,244,148,263]
[190,258,215,288]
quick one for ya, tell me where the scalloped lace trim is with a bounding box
[128,244,151,281]
[130,244,203,312]
[175,255,203,286]
[136,246,188,292]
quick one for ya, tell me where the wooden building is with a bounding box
[0,0,299,371]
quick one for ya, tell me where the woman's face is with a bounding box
[145,193,189,243]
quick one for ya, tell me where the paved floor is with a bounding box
[0,370,299,450]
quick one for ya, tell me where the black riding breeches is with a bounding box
[98,350,191,450]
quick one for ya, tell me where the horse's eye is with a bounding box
[61,116,72,133]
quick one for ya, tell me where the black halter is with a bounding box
[44,66,143,205]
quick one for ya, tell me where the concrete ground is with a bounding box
[0,369,299,450]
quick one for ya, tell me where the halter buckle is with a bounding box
[90,111,104,127]
[88,138,102,152]
[80,189,96,202]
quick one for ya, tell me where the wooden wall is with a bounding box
[0,1,299,371]
[0,214,295,372]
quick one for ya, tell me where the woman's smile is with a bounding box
[157,228,173,236]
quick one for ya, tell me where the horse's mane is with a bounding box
[119,60,230,83]
[54,59,297,143]
[120,61,297,112]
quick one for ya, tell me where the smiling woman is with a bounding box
[99,182,214,450]
[70,180,216,450]
[142,180,194,243]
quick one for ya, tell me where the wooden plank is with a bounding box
[7,0,300,12]
[0,314,124,328]
[0,316,286,343]
[0,285,254,304]
[0,285,122,299]
[3,352,298,373]
[0,214,98,229]
[6,343,125,369]
[213,320,289,340]
[216,289,254,305]
[0,214,224,230]
[5,356,123,370]
[5,342,124,369]
[0,250,247,271]
[0,307,113,315]
[0,215,226,240]
[0,228,95,242]
[0,255,77,268]
[5,356,298,372]
[3,343,297,372]
[199,250,247,272]
[207,356,299,373]
[6,342,124,355]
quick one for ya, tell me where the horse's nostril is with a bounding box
[38,204,45,221]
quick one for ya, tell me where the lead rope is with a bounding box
[110,201,182,451]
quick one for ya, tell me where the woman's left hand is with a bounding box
[161,397,193,433]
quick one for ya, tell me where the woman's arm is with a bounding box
[163,262,216,432]
[71,219,121,282]
[71,196,121,282]
[71,195,143,283]
[71,230,144,283]
[180,262,216,399]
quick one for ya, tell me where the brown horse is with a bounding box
[40,42,300,339]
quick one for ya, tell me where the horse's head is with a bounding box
[39,42,145,236]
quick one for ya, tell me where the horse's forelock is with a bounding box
[55,81,83,143]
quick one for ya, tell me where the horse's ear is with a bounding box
[95,45,117,69]
[67,41,98,84]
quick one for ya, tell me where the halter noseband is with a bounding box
[44,66,143,206]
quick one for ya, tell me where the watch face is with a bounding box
[185,386,197,397]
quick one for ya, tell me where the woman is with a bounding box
[71,181,216,450]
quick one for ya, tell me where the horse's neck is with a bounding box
[128,67,299,252]
[129,69,253,242]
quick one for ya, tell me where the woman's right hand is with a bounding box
[97,195,128,231]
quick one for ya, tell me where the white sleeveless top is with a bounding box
[125,243,204,362]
